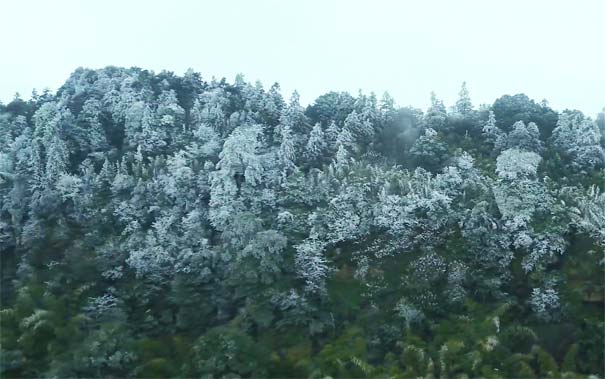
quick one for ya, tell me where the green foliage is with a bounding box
[316,326,371,378]
[185,326,270,378]
[561,343,579,373]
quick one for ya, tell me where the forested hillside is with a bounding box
[0,67,603,378]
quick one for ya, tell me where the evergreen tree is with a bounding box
[305,123,327,165]
[455,81,473,115]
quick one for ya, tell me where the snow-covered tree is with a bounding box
[578,185,605,247]
[507,121,543,153]
[325,120,340,154]
[482,110,505,149]
[425,92,447,130]
[495,148,541,180]
[551,114,604,170]
[277,124,297,182]
[277,91,308,140]
[157,89,185,140]
[454,82,473,116]
[209,124,266,248]
[344,110,374,144]
[410,128,448,171]
[294,237,329,294]
[44,135,70,187]
[530,281,560,322]
[305,123,327,164]
[75,99,109,158]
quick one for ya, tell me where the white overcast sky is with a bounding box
[1,0,603,116]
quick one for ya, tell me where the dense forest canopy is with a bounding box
[0,67,604,378]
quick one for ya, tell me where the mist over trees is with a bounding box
[0,67,603,378]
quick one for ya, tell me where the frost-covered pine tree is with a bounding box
[278,124,297,183]
[304,123,326,164]
[482,110,505,149]
[325,120,340,155]
[277,91,308,139]
[410,128,448,171]
[138,104,167,153]
[294,237,329,294]
[425,92,447,130]
[344,110,374,143]
[454,82,473,116]
[44,135,69,187]
[507,121,543,153]
[209,125,265,248]
[379,91,396,124]
[157,89,185,142]
[75,99,109,158]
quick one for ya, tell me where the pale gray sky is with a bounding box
[1,0,603,115]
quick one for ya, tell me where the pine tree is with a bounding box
[425,92,447,130]
[455,82,473,115]
[278,124,297,183]
[304,123,327,165]
[507,120,543,152]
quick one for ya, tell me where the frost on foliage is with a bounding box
[482,111,505,149]
[270,289,315,329]
[157,90,185,128]
[335,127,355,152]
[56,173,83,200]
[240,230,288,281]
[192,88,229,133]
[32,102,64,145]
[410,128,448,169]
[214,125,264,186]
[460,201,513,275]
[126,215,178,279]
[187,123,221,158]
[445,261,468,304]
[344,110,374,142]
[454,82,473,115]
[124,102,166,152]
[77,99,109,156]
[411,252,447,284]
[83,293,119,320]
[325,184,372,244]
[44,135,70,187]
[578,185,605,247]
[139,105,167,153]
[278,91,307,136]
[0,152,14,184]
[522,233,567,272]
[395,297,425,329]
[495,148,541,180]
[209,125,265,235]
[277,124,297,182]
[277,211,294,225]
[530,281,560,321]
[294,238,330,294]
[331,144,351,177]
[325,121,340,152]
[493,181,543,229]
[494,149,545,232]
[425,92,447,130]
[552,114,605,170]
[375,168,453,250]
[304,123,326,162]
[507,121,543,153]
[160,151,194,201]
